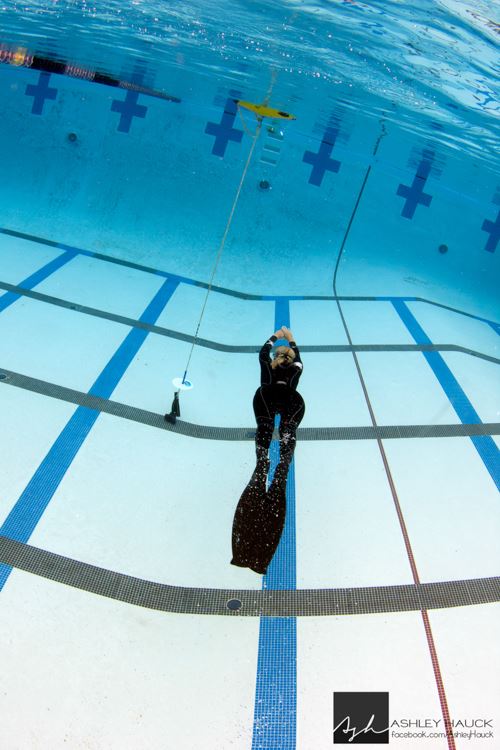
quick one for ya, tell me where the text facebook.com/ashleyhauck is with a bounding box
[332,693,495,744]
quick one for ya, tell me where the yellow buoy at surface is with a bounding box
[12,48,29,66]
[235,100,296,120]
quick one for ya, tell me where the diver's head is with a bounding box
[271,346,296,369]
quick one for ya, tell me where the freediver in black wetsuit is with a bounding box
[231,326,305,575]
[253,325,305,479]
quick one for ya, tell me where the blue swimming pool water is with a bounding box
[1,2,498,314]
[0,4,499,749]
[3,0,500,113]
[2,0,499,155]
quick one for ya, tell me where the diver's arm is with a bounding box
[259,330,283,362]
[289,342,302,366]
[281,327,302,367]
[283,326,303,388]
[288,342,303,388]
[259,330,282,384]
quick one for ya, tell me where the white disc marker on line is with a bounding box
[173,377,193,391]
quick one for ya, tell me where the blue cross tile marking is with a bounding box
[0,278,179,592]
[111,91,148,133]
[303,127,341,186]
[205,97,243,157]
[481,208,500,253]
[25,72,58,115]
[251,299,297,749]
[392,299,500,491]
[397,154,434,218]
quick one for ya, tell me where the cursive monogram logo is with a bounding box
[334,714,390,743]
[333,692,389,744]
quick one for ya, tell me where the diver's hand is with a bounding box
[273,328,284,339]
[281,326,294,342]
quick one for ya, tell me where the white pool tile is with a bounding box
[111,331,368,429]
[0,240,497,750]
[29,414,263,590]
[296,441,414,588]
[0,571,258,750]
[0,297,131,392]
[426,604,500,730]
[383,438,500,582]
[341,300,416,344]
[289,300,348,345]
[440,352,500,424]
[406,302,500,358]
[110,332,262,427]
[301,352,372,427]
[0,235,64,285]
[154,282,276,345]
[35,253,166,319]
[357,351,461,425]
[0,386,76,527]
[298,612,442,750]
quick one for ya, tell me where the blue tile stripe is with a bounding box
[274,298,291,339]
[252,299,297,749]
[392,299,500,490]
[0,228,90,256]
[252,617,297,749]
[0,277,179,591]
[1,229,499,329]
[268,296,295,589]
[0,250,77,313]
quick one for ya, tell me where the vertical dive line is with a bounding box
[180,119,263,385]
[333,120,386,294]
[332,121,456,750]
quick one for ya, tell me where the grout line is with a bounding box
[1,367,499,440]
[1,280,498,363]
[393,300,500,491]
[0,280,179,592]
[1,227,499,325]
[0,536,498,617]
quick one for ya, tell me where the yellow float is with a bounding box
[235,100,296,120]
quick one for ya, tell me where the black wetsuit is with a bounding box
[253,335,305,466]
[231,337,305,574]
